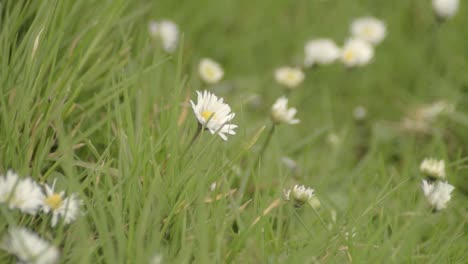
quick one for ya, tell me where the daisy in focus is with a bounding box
[283,184,315,207]
[271,97,300,125]
[420,158,445,180]
[350,17,386,45]
[304,39,341,67]
[421,180,454,211]
[199,58,224,84]
[148,20,179,53]
[190,90,237,141]
[1,227,59,264]
[432,0,459,19]
[274,67,305,89]
[341,38,374,67]
[0,170,44,215]
[42,180,82,227]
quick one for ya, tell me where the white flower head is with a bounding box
[420,158,446,180]
[1,227,59,264]
[148,20,179,53]
[274,67,305,89]
[190,90,237,141]
[271,96,300,125]
[283,185,315,207]
[421,180,454,211]
[199,58,224,84]
[341,38,374,67]
[0,171,44,215]
[42,180,82,227]
[432,0,459,19]
[304,39,341,67]
[353,105,367,120]
[351,17,386,45]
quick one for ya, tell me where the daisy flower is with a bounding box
[190,90,237,141]
[420,158,446,180]
[148,20,179,53]
[271,97,300,125]
[421,180,454,211]
[0,171,44,215]
[42,180,82,227]
[432,0,459,19]
[283,184,315,207]
[341,38,374,67]
[350,17,386,45]
[1,227,59,264]
[199,58,224,84]
[304,39,341,67]
[274,67,305,89]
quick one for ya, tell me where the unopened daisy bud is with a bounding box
[271,97,300,125]
[341,38,374,67]
[420,158,446,180]
[148,20,179,53]
[283,184,315,207]
[42,180,82,227]
[199,58,224,84]
[274,67,305,89]
[350,17,386,45]
[1,227,59,264]
[190,90,237,140]
[432,0,459,19]
[0,171,44,215]
[304,39,340,67]
[421,180,454,211]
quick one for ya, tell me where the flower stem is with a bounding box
[256,123,276,165]
[181,123,202,158]
[309,203,330,232]
[293,209,314,238]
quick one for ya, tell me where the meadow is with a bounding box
[0,0,467,263]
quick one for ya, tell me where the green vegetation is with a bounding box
[0,0,467,263]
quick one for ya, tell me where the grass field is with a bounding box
[0,0,467,263]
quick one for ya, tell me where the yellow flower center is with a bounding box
[204,66,216,79]
[343,50,355,62]
[286,72,297,82]
[363,26,374,37]
[202,111,215,121]
[45,194,63,210]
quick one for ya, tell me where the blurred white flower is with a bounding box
[432,0,459,19]
[353,106,367,120]
[0,171,44,215]
[420,158,446,180]
[1,227,59,264]
[327,133,341,147]
[283,185,315,207]
[198,58,224,84]
[304,39,340,67]
[42,180,82,227]
[271,97,300,125]
[281,156,297,170]
[274,67,304,89]
[421,180,454,211]
[351,17,386,45]
[400,101,454,134]
[150,254,163,264]
[341,38,374,67]
[190,90,237,140]
[148,20,179,53]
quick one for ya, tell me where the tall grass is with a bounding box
[0,0,467,263]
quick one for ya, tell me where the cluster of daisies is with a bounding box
[0,171,82,264]
[419,158,455,211]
